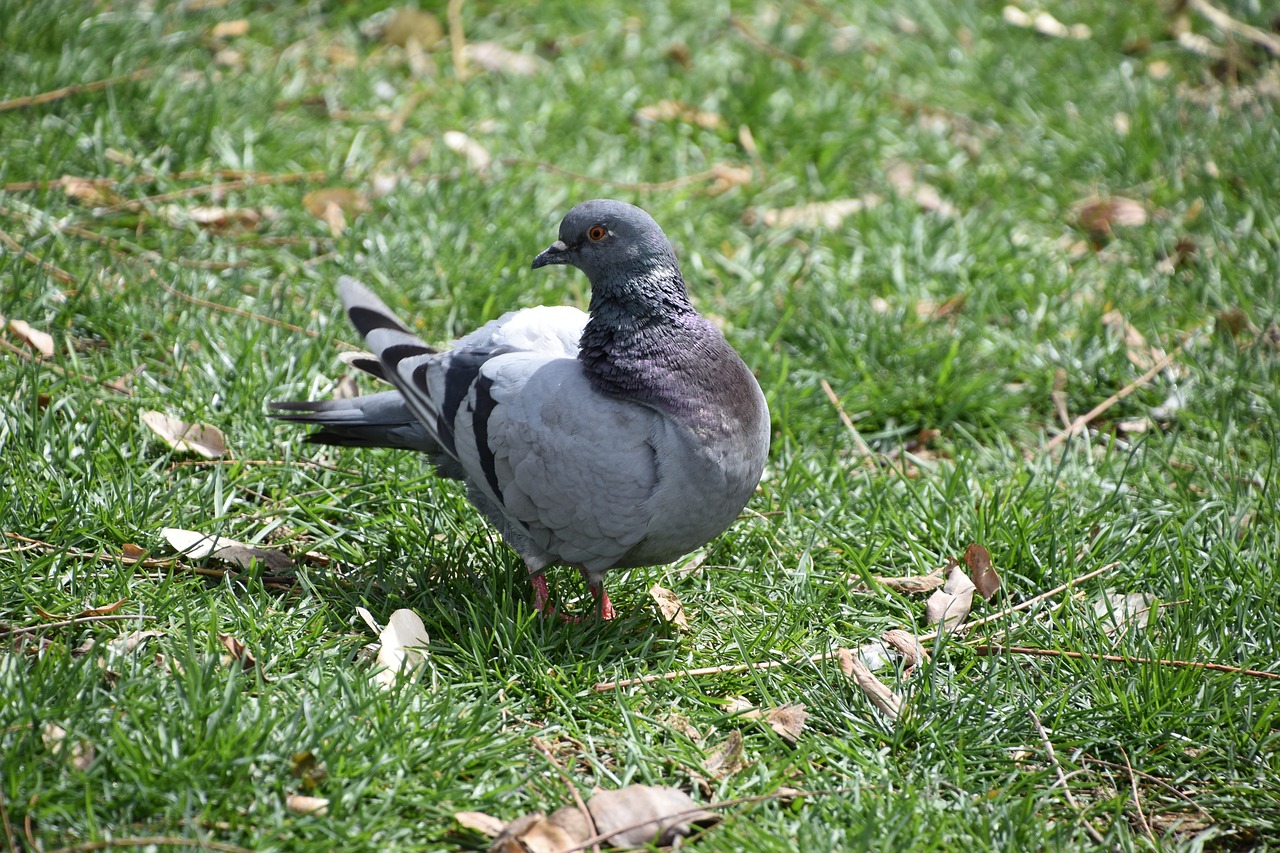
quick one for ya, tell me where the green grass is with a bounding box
[3,0,1279,850]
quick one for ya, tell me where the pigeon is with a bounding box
[270,199,770,619]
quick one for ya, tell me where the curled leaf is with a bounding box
[141,411,227,459]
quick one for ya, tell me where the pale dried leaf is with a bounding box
[1075,196,1147,240]
[1093,590,1156,635]
[635,99,723,130]
[916,293,966,320]
[59,175,122,207]
[1116,417,1151,434]
[218,633,259,673]
[211,19,249,38]
[456,811,506,838]
[161,528,292,571]
[302,188,369,237]
[490,811,588,853]
[8,319,55,357]
[661,711,701,742]
[709,163,753,195]
[702,729,744,778]
[286,794,329,816]
[374,608,430,688]
[924,565,975,633]
[838,648,903,720]
[647,583,689,629]
[724,696,756,715]
[766,703,808,744]
[587,784,720,847]
[333,375,360,400]
[465,42,546,76]
[882,629,926,668]
[380,7,443,48]
[355,606,381,634]
[42,722,96,771]
[141,411,227,459]
[1003,6,1091,39]
[885,161,958,218]
[160,204,263,232]
[872,567,945,594]
[964,543,1001,601]
[1102,310,1167,372]
[104,630,164,656]
[443,131,492,174]
[748,196,882,229]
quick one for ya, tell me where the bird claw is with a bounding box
[528,573,617,621]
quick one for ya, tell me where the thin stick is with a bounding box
[0,69,153,113]
[1120,746,1155,844]
[531,737,599,853]
[1188,0,1280,55]
[447,0,468,79]
[820,379,876,460]
[0,613,156,639]
[165,458,363,477]
[1029,709,1108,845]
[0,226,77,285]
[1043,342,1186,453]
[729,16,809,71]
[1080,754,1213,819]
[977,644,1279,680]
[92,171,328,215]
[43,837,254,853]
[919,561,1122,644]
[0,338,133,395]
[0,782,16,853]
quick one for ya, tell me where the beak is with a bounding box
[531,240,569,270]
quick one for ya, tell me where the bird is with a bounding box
[270,199,770,619]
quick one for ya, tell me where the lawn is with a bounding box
[2,0,1279,850]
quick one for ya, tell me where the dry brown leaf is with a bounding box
[442,131,492,175]
[291,751,328,790]
[702,729,744,778]
[59,175,123,207]
[747,196,882,229]
[587,785,720,847]
[104,629,164,656]
[635,99,723,130]
[218,633,260,674]
[1216,307,1257,339]
[456,811,506,839]
[871,567,945,594]
[333,375,360,400]
[490,810,588,853]
[724,696,756,715]
[916,292,966,320]
[120,543,147,562]
[41,723,96,771]
[211,19,249,38]
[8,319,55,357]
[882,629,926,669]
[141,411,227,459]
[357,607,430,688]
[964,543,1001,601]
[161,528,292,571]
[286,794,329,816]
[661,711,701,742]
[709,163,753,195]
[1075,196,1147,241]
[302,188,369,236]
[885,161,959,218]
[1156,237,1198,274]
[924,565,976,633]
[380,7,443,48]
[159,204,263,233]
[647,583,690,629]
[766,703,808,744]
[1002,6,1091,39]
[465,42,546,76]
[838,647,903,720]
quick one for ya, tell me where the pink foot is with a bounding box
[590,581,618,620]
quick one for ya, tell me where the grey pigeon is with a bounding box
[270,200,769,619]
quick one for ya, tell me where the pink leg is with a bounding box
[589,580,618,620]
[530,573,553,615]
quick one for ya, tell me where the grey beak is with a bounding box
[531,240,569,270]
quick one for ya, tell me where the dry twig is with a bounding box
[1029,709,1108,844]
[0,613,157,639]
[532,737,600,853]
[820,379,876,461]
[976,644,1279,681]
[0,69,153,113]
[0,226,77,285]
[1188,0,1280,55]
[0,337,133,395]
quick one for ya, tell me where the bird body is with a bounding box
[272,200,769,618]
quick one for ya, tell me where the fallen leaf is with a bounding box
[141,411,227,459]
[161,528,292,571]
[103,630,164,656]
[746,196,882,229]
[1156,237,1198,274]
[587,785,720,847]
[159,204,263,233]
[886,161,959,218]
[1074,196,1147,242]
[59,175,123,207]
[218,633,260,674]
[8,319,55,357]
[964,544,1000,601]
[1002,5,1091,39]
[916,292,966,320]
[635,99,723,130]
[1216,307,1257,339]
[490,810,589,853]
[1101,310,1166,372]
[1116,417,1151,434]
[120,543,147,562]
[870,567,945,594]
[661,711,701,742]
[362,607,430,688]
[41,723,96,771]
[1093,590,1156,635]
[286,794,329,816]
[302,188,369,236]
[709,163,753,195]
[882,628,926,669]
[380,7,443,48]
[724,696,756,715]
[765,703,808,744]
[442,131,492,175]
[456,811,506,839]
[211,19,249,38]
[291,751,329,790]
[839,647,903,720]
[924,564,976,633]
[333,375,360,400]
[647,583,689,629]
[465,42,546,76]
[702,729,744,778]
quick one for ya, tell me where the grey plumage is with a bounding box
[270,200,770,619]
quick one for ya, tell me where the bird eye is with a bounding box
[587,225,608,242]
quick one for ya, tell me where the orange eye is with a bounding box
[587,225,608,242]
